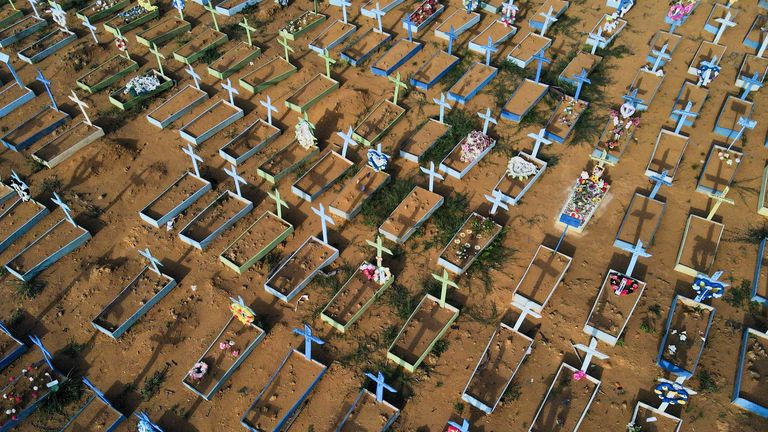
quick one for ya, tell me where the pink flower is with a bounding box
[573,370,587,381]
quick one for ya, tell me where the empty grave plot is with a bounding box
[434,9,480,39]
[0,15,46,48]
[529,0,569,29]
[183,316,265,399]
[140,172,211,228]
[172,27,228,64]
[329,166,390,220]
[630,69,663,110]
[688,42,727,77]
[180,100,244,146]
[109,70,173,111]
[379,186,443,244]
[675,215,723,277]
[462,323,533,414]
[703,2,736,34]
[494,152,546,204]
[615,193,665,250]
[32,120,104,169]
[513,245,572,313]
[530,363,600,432]
[146,84,209,129]
[502,79,548,122]
[506,33,551,68]
[2,105,70,152]
[220,211,293,274]
[340,28,391,66]
[18,28,76,64]
[715,96,754,138]
[631,403,682,432]
[648,31,682,62]
[265,236,339,302]
[339,390,399,432]
[219,119,281,165]
[399,119,450,162]
[646,130,689,181]
[241,349,326,431]
[670,81,708,125]
[321,261,394,332]
[584,270,647,346]
[410,50,459,90]
[546,96,588,143]
[5,219,90,281]
[179,191,253,249]
[239,56,297,94]
[734,329,768,414]
[448,62,497,104]
[658,296,715,377]
[353,99,405,146]
[76,54,139,94]
[0,81,34,117]
[208,43,261,79]
[309,20,356,54]
[371,38,423,76]
[387,294,459,371]
[49,383,124,431]
[257,139,319,184]
[437,213,502,275]
[439,130,496,179]
[0,198,48,252]
[468,20,517,54]
[697,145,741,195]
[292,151,353,202]
[560,52,601,86]
[285,73,339,113]
[135,16,191,47]
[753,239,768,302]
[281,10,326,40]
[215,0,258,15]
[91,266,176,337]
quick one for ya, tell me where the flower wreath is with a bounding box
[230,302,256,325]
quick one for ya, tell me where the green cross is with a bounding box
[8,0,16,11]
[268,189,288,219]
[205,1,220,32]
[319,49,336,79]
[278,30,294,62]
[366,235,392,268]
[115,28,130,60]
[388,72,407,106]
[240,17,257,47]
[149,42,165,76]
[432,269,457,308]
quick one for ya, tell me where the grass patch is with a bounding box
[39,378,84,416]
[467,229,515,291]
[423,109,479,165]
[360,178,415,227]
[432,339,450,357]
[639,319,655,334]
[387,283,421,320]
[697,369,719,393]
[724,280,752,309]
[199,46,221,64]
[9,279,46,299]
[141,367,168,401]
[423,193,470,250]
[501,380,521,403]
[61,339,89,357]
[441,47,471,89]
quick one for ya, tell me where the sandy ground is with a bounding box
[1,0,768,431]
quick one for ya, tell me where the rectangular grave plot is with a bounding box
[353,99,405,146]
[280,11,326,40]
[439,132,496,179]
[437,213,502,275]
[545,96,588,144]
[171,28,228,64]
[714,96,754,139]
[501,79,548,122]
[696,145,742,196]
[530,362,600,432]
[239,56,297,94]
[241,349,327,432]
[557,171,609,233]
[559,52,601,86]
[733,328,768,416]
[399,119,450,162]
[340,28,392,66]
[760,167,768,219]
[468,20,517,54]
[215,0,261,16]
[687,42,727,77]
[0,198,49,254]
[0,359,66,430]
[494,152,546,205]
[140,171,212,228]
[674,215,724,277]
[179,100,244,145]
[285,73,339,113]
[219,119,281,165]
[135,16,191,47]
[371,38,423,77]
[462,323,533,414]
[146,84,209,129]
[0,323,26,371]
[448,62,498,104]
[506,32,551,68]
[60,386,125,431]
[76,0,130,23]
[0,6,22,29]
[292,151,353,202]
[264,236,339,302]
[32,121,104,169]
[434,9,480,40]
[614,193,665,251]
[736,55,768,89]
[103,5,159,36]
[529,0,569,30]
[584,270,647,346]
[76,54,139,94]
[179,191,253,250]
[646,130,689,182]
[630,402,682,432]
[0,183,14,206]
[308,20,356,54]
[329,166,390,221]
[402,1,445,33]
[744,15,768,50]
[0,15,46,48]
[257,140,319,184]
[387,294,459,372]
[513,245,571,313]
[410,50,460,90]
[657,295,715,377]
[1,106,70,152]
[5,219,91,282]
[361,0,403,17]
[379,186,443,244]
[630,69,663,111]
[669,81,708,126]
[337,389,399,432]
[219,211,293,274]
[109,70,174,111]
[703,3,736,34]
[590,14,627,48]
[751,238,768,303]
[17,28,76,64]
[92,266,177,339]
[183,317,266,400]
[208,43,261,79]
[321,261,395,332]
[0,82,35,117]
[647,31,682,65]
[590,114,640,165]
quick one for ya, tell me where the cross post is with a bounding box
[183,143,203,177]
[366,235,393,268]
[528,128,551,159]
[404,16,414,42]
[312,203,335,244]
[586,27,606,55]
[478,108,496,135]
[739,72,762,100]
[36,69,57,111]
[622,88,643,109]
[432,268,457,308]
[339,0,351,24]
[532,48,550,83]
[224,164,247,197]
[672,101,697,134]
[447,25,457,56]
[372,3,385,33]
[433,93,452,124]
[0,52,22,86]
[222,78,239,106]
[482,36,498,66]
[484,189,509,215]
[337,126,355,158]
[712,11,736,45]
[539,6,558,36]
[278,30,294,62]
[28,0,40,17]
[293,324,325,361]
[319,48,336,79]
[420,161,444,192]
[726,116,757,150]
[173,0,185,20]
[389,72,407,105]
[572,68,591,101]
[239,17,256,47]
[758,28,768,58]
[138,247,163,275]
[648,170,672,199]
[573,337,608,372]
[624,240,651,277]
[650,43,670,73]
[706,187,734,220]
[511,299,541,332]
[52,192,75,225]
[364,371,396,402]
[82,16,98,43]
[205,1,220,32]
[260,96,278,126]
[267,189,288,219]
[68,90,92,126]
[149,42,165,76]
[186,64,201,89]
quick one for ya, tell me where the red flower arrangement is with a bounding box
[409,0,440,26]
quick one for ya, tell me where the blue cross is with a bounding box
[739,72,763,100]
[622,88,643,109]
[692,270,728,302]
[138,247,163,275]
[29,335,54,370]
[554,224,570,253]
[136,411,164,432]
[224,164,247,197]
[447,25,457,56]
[532,48,550,83]
[650,42,670,73]
[572,68,591,101]
[672,101,697,134]
[624,240,651,277]
[404,15,413,42]
[482,36,497,66]
[336,126,355,159]
[82,378,111,406]
[293,324,325,361]
[539,6,558,36]
[466,0,474,13]
[36,68,57,111]
[364,371,396,402]
[727,116,757,151]
[648,169,672,199]
[448,419,470,432]
[52,192,75,225]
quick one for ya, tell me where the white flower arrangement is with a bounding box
[295,118,317,150]
[123,73,161,97]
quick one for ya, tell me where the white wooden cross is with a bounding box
[366,235,392,268]
[432,268,458,308]
[149,42,166,76]
[539,6,558,37]
[648,170,672,200]
[186,64,201,89]
[573,337,608,372]
[224,164,247,197]
[336,126,355,159]
[739,72,762,100]
[68,90,92,126]
[222,78,238,106]
[372,2,385,33]
[268,188,288,219]
[28,0,40,18]
[484,188,508,215]
[139,247,162,275]
[52,192,75,225]
[586,27,606,55]
[312,203,335,244]
[528,128,551,159]
[82,16,99,44]
[712,11,736,45]
[477,108,496,135]
[510,299,541,332]
[260,96,278,126]
[624,240,651,277]
[183,143,203,177]
[338,0,351,24]
[36,68,57,111]
[50,2,69,32]
[482,36,498,66]
[501,0,518,20]
[420,161,443,192]
[433,93,452,124]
